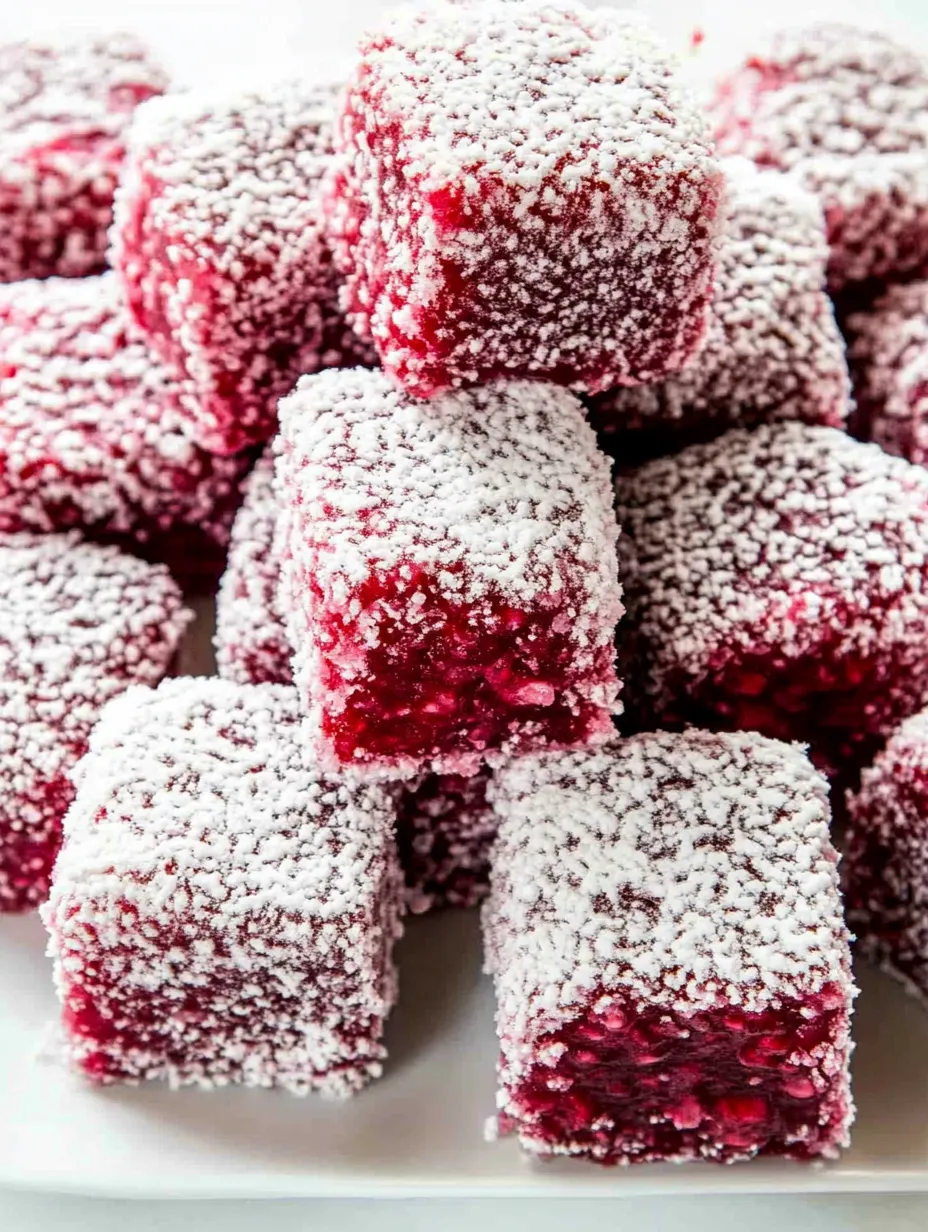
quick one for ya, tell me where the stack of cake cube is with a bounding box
[8,0,928,1168]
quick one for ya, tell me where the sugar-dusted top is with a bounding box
[53,677,397,924]
[848,707,928,830]
[484,729,850,1048]
[349,1,716,192]
[277,367,621,612]
[616,423,928,702]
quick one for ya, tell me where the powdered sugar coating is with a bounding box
[0,533,188,912]
[277,368,623,777]
[616,423,928,771]
[43,677,403,1096]
[846,280,928,466]
[112,80,374,456]
[327,0,723,397]
[590,159,850,457]
[0,274,250,584]
[483,729,854,1162]
[0,33,167,282]
[710,24,928,290]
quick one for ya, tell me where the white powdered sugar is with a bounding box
[44,677,404,1096]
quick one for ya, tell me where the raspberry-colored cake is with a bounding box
[326,1,723,398]
[0,533,188,912]
[483,730,855,1164]
[616,422,928,777]
[710,24,928,291]
[0,274,251,588]
[111,80,375,456]
[0,34,167,282]
[845,280,928,466]
[589,159,850,461]
[844,710,928,1005]
[43,678,403,1094]
[276,368,623,778]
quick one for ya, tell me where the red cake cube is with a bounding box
[326,1,724,398]
[0,33,167,282]
[0,532,188,912]
[589,159,851,461]
[43,677,403,1094]
[615,422,928,777]
[111,80,375,456]
[843,710,928,1005]
[483,729,855,1164]
[277,368,623,778]
[710,24,928,291]
[0,274,252,589]
[845,280,928,467]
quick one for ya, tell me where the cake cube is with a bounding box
[0,533,188,912]
[615,422,928,777]
[483,730,855,1164]
[111,80,375,456]
[0,34,167,283]
[0,274,252,589]
[710,24,928,291]
[326,1,724,398]
[43,677,403,1095]
[589,160,851,462]
[276,368,623,778]
[845,280,928,466]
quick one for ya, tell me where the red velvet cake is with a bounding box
[616,422,928,776]
[276,368,623,778]
[43,677,404,1095]
[0,33,167,282]
[0,533,188,912]
[589,159,850,460]
[483,730,855,1164]
[0,274,251,587]
[111,79,374,455]
[326,1,723,398]
[710,24,928,291]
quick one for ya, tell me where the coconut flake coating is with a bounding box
[326,1,723,398]
[589,160,850,461]
[0,533,188,912]
[616,422,928,777]
[0,274,251,587]
[0,33,167,282]
[483,730,855,1164]
[845,280,928,467]
[710,23,928,291]
[43,677,404,1096]
[111,80,375,456]
[276,368,623,778]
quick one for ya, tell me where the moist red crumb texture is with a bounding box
[589,158,851,463]
[276,368,623,779]
[845,280,928,467]
[42,677,404,1095]
[111,79,375,456]
[0,533,188,912]
[843,710,928,1006]
[0,33,167,282]
[615,422,928,779]
[0,274,252,589]
[710,23,928,292]
[215,447,497,912]
[325,0,724,398]
[482,730,855,1165]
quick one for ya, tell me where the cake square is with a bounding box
[483,730,855,1164]
[276,368,623,778]
[0,533,188,912]
[326,1,723,398]
[43,677,404,1095]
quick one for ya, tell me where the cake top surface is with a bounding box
[484,728,850,1036]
